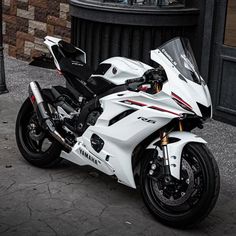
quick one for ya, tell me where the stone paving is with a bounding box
[0,57,236,235]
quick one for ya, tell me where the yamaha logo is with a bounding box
[79,148,100,165]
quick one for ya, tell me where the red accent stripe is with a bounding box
[149,106,180,116]
[171,92,192,110]
[126,100,147,107]
[30,95,36,104]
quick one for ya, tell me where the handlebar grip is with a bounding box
[125,77,145,84]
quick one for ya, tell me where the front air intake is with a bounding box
[197,103,212,120]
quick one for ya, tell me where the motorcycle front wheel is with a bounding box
[140,143,220,228]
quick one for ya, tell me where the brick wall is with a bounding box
[2,0,71,60]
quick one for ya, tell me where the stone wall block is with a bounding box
[47,16,67,27]
[3,0,71,60]
[16,17,29,33]
[24,47,32,56]
[17,6,35,20]
[3,14,17,24]
[10,0,17,15]
[4,0,11,7]
[29,20,47,32]
[60,11,67,20]
[3,5,10,14]
[34,6,47,22]
[29,0,48,9]
[25,41,34,49]
[34,37,44,45]
[16,31,34,42]
[16,38,25,51]
[47,24,54,36]
[60,3,69,13]
[34,43,49,53]
[9,45,17,57]
[17,1,29,10]
[3,22,6,35]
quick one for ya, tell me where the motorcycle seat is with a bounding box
[60,57,93,82]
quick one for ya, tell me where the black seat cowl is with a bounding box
[60,57,94,82]
[58,40,78,57]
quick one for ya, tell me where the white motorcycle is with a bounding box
[15,36,220,227]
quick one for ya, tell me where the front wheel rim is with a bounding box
[144,145,207,214]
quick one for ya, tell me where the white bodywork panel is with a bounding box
[92,57,153,85]
[147,131,207,180]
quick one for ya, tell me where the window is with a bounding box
[225,0,236,47]
[92,0,185,8]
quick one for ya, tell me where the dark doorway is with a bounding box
[209,0,236,126]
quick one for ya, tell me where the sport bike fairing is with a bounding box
[151,37,212,118]
[61,38,211,189]
[61,90,194,188]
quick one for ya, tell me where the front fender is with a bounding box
[147,131,207,180]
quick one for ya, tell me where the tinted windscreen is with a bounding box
[159,37,201,84]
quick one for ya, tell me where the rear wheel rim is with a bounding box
[21,110,53,155]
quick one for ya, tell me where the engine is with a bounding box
[86,110,102,126]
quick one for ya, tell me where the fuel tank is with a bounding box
[92,57,153,85]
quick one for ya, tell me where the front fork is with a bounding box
[161,132,171,176]
[150,120,183,181]
[162,120,183,178]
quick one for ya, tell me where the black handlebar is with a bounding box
[125,68,166,85]
[125,77,145,85]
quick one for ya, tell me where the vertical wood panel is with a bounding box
[120,27,130,58]
[72,18,195,70]
[142,27,152,65]
[85,21,93,66]
[92,22,101,68]
[110,25,121,57]
[100,25,110,63]
[131,28,141,60]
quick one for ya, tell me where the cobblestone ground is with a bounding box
[0,57,236,236]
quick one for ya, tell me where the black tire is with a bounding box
[140,143,220,228]
[15,97,62,168]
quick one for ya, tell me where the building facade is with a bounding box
[2,0,236,126]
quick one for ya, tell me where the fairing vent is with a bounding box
[94,63,111,75]
[197,103,211,120]
[108,109,137,126]
[91,134,104,153]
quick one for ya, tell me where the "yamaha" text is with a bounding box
[79,148,99,165]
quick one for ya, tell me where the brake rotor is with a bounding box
[152,159,195,206]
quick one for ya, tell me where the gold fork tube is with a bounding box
[179,120,183,131]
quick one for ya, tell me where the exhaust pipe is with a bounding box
[29,81,72,152]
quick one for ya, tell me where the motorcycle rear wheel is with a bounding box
[140,143,220,228]
[15,97,62,168]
